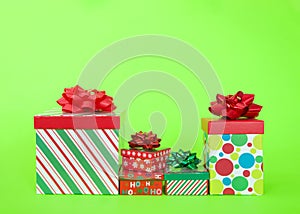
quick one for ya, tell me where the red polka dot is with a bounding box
[222,143,234,154]
[247,142,252,147]
[243,170,250,177]
[248,187,253,192]
[215,159,233,176]
[223,188,235,195]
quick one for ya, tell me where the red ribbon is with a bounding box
[129,131,161,150]
[209,91,262,120]
[57,85,116,113]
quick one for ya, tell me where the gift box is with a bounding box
[164,150,209,196]
[34,85,120,195]
[119,180,163,195]
[121,148,170,173]
[121,131,170,173]
[203,91,264,195]
[118,166,164,195]
[119,164,164,195]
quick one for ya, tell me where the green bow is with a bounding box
[167,149,201,170]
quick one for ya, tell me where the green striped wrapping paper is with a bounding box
[164,167,209,196]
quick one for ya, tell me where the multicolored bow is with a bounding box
[128,131,161,150]
[209,91,262,120]
[167,149,201,170]
[57,85,116,113]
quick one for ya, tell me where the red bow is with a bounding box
[129,131,161,150]
[209,91,262,120]
[57,85,116,113]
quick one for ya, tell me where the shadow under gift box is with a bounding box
[202,118,264,195]
[34,112,120,195]
[164,167,209,196]
[120,148,170,173]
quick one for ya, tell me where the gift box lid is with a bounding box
[201,118,264,134]
[34,110,120,129]
[121,148,171,160]
[164,166,209,180]
[119,167,164,180]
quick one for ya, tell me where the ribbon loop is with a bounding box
[128,131,161,150]
[57,85,116,113]
[209,91,262,119]
[167,149,201,170]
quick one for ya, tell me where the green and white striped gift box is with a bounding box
[34,112,120,195]
[164,167,209,196]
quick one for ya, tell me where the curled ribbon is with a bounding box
[57,85,116,113]
[167,149,201,170]
[209,91,262,120]
[128,131,161,150]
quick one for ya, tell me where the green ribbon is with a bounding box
[167,149,201,170]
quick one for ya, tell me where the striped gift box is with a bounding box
[164,167,209,196]
[34,112,120,195]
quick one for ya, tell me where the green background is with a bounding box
[1,0,299,213]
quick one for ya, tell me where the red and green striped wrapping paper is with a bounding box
[164,168,209,196]
[34,112,120,195]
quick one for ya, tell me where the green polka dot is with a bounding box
[235,164,239,169]
[256,156,263,163]
[236,148,241,152]
[252,169,262,179]
[208,135,223,150]
[250,148,256,154]
[210,156,217,163]
[231,153,239,160]
[232,176,248,191]
[253,135,263,150]
[231,134,248,147]
[210,179,224,194]
[210,170,216,179]
[254,179,263,194]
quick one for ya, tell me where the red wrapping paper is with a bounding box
[119,180,163,195]
[119,167,164,180]
[121,148,170,172]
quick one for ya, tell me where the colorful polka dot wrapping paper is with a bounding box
[202,118,264,195]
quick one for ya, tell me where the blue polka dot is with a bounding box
[223,177,231,186]
[238,153,255,169]
[219,152,224,157]
[222,134,230,141]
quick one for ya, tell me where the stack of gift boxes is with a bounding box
[34,86,264,195]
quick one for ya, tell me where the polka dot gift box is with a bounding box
[203,91,264,195]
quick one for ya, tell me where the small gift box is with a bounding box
[121,131,170,173]
[119,180,163,195]
[119,154,165,195]
[164,150,209,196]
[203,91,264,195]
[34,85,120,195]
[119,166,164,195]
